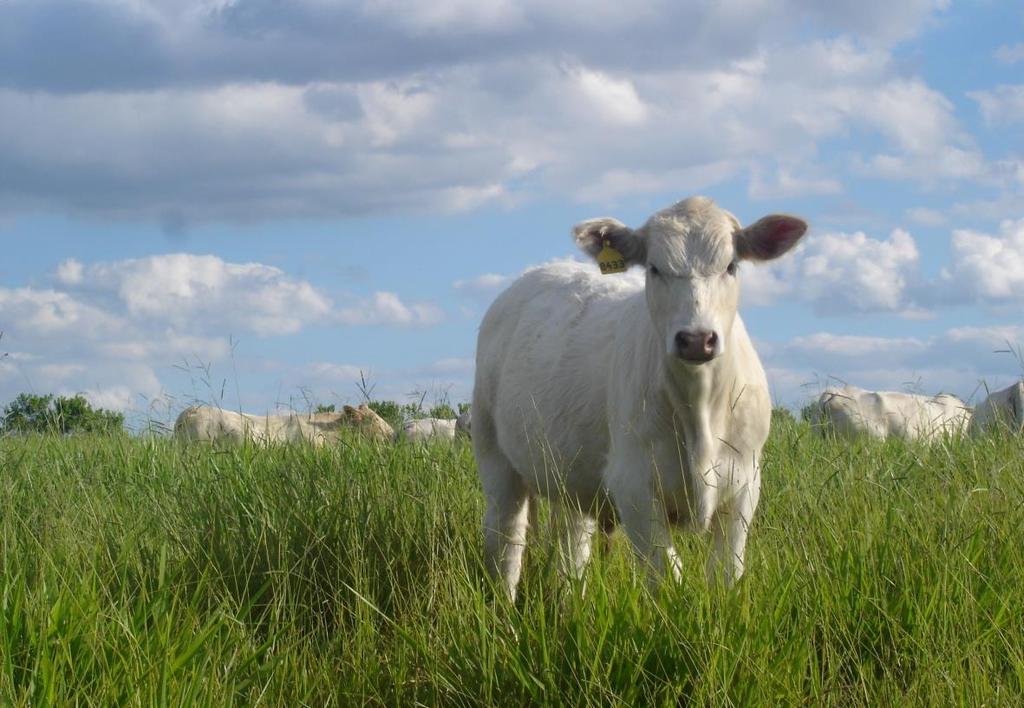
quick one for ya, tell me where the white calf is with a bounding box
[472,196,807,599]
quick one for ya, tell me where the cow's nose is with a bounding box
[674,330,718,362]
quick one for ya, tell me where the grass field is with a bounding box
[2,420,1023,705]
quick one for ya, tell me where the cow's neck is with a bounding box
[655,342,736,528]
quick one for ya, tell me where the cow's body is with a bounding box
[473,196,807,598]
[969,381,1023,434]
[401,417,458,442]
[174,403,393,445]
[174,407,330,445]
[814,386,970,441]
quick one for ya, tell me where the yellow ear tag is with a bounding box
[597,239,627,275]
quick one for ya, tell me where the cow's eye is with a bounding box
[649,265,660,277]
[726,261,738,276]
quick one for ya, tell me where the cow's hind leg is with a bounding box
[552,504,597,586]
[477,429,531,601]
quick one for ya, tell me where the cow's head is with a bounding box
[574,196,806,364]
[341,403,395,439]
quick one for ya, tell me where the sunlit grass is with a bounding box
[1,421,1022,704]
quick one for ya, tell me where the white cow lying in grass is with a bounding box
[812,386,971,441]
[174,404,394,445]
[969,381,1023,434]
[473,196,807,599]
[401,417,458,443]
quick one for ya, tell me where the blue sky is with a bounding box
[1,0,1022,427]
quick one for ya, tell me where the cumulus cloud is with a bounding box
[0,252,443,412]
[295,356,475,405]
[747,163,843,200]
[970,85,1024,126]
[939,219,1024,304]
[743,227,922,315]
[307,362,368,383]
[453,273,513,300]
[335,292,444,327]
[57,254,332,335]
[762,324,1024,407]
[995,44,1024,64]
[0,0,973,222]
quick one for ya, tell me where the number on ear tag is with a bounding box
[597,240,627,275]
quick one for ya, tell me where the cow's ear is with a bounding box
[573,218,646,266]
[343,405,356,415]
[734,214,807,262]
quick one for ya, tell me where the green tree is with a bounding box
[2,393,124,434]
[314,404,336,413]
[428,403,457,420]
[367,400,404,430]
[2,393,53,432]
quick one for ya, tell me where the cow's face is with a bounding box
[574,196,806,364]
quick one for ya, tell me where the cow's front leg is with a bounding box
[706,456,761,587]
[605,453,681,584]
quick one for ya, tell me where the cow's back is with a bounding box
[474,262,644,503]
[174,406,249,444]
[818,387,968,440]
[402,418,457,442]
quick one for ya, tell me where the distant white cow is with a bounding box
[456,408,472,438]
[812,385,971,441]
[473,196,807,599]
[335,404,396,441]
[401,417,458,443]
[174,403,394,445]
[969,381,1023,434]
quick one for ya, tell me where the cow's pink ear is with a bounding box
[572,217,646,265]
[735,214,807,261]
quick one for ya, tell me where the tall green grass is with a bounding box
[1,421,1022,705]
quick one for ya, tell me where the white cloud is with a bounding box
[59,253,332,335]
[941,218,1024,303]
[995,44,1024,64]
[82,385,137,412]
[0,253,444,414]
[763,323,1024,407]
[970,84,1024,126]
[748,164,843,199]
[335,292,444,327]
[0,1,976,221]
[307,362,368,382]
[453,273,513,300]
[420,357,474,375]
[569,66,648,126]
[55,258,84,285]
[0,287,124,338]
[905,207,947,226]
[746,227,922,315]
[291,355,475,406]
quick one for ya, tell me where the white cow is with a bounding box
[401,417,458,442]
[969,381,1023,434]
[456,408,472,438]
[174,403,394,445]
[812,386,971,441]
[473,196,807,599]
